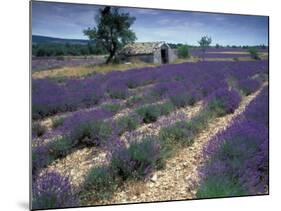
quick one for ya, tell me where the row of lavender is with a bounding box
[32,60,268,120]
[196,85,269,198]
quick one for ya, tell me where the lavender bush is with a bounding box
[159,111,210,151]
[48,136,75,158]
[32,171,78,209]
[135,104,161,123]
[32,122,47,138]
[110,137,163,180]
[82,166,117,201]
[106,79,129,99]
[32,145,54,175]
[244,86,269,126]
[115,114,141,135]
[205,88,241,116]
[69,119,112,146]
[238,78,261,96]
[170,92,197,108]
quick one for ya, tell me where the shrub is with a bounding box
[110,137,163,180]
[116,114,140,135]
[159,112,210,150]
[102,103,122,113]
[32,171,78,209]
[248,48,260,60]
[177,44,190,58]
[52,117,64,129]
[82,166,117,200]
[159,121,193,150]
[32,122,46,137]
[159,101,174,115]
[150,83,170,98]
[170,93,196,108]
[48,136,75,158]
[70,120,112,146]
[135,104,161,123]
[107,81,129,99]
[205,88,241,117]
[32,145,54,173]
[126,78,140,89]
[238,79,260,96]
[126,95,143,107]
[244,86,268,126]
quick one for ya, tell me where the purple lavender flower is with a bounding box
[106,79,129,99]
[198,86,269,196]
[238,78,261,95]
[205,88,241,116]
[109,137,162,180]
[32,171,78,209]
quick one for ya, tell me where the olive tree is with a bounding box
[198,36,212,60]
[84,7,136,64]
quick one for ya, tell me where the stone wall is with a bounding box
[124,54,154,63]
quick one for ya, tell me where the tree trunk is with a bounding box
[106,42,117,64]
[106,51,115,64]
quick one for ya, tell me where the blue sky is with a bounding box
[32,1,268,46]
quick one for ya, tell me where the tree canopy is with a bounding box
[198,36,212,52]
[84,7,136,64]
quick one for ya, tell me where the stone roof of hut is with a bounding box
[120,42,168,55]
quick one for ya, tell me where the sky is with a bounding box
[31,1,269,46]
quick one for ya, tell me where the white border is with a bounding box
[1,0,280,210]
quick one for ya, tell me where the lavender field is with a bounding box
[32,59,269,209]
[32,55,106,72]
[189,48,268,59]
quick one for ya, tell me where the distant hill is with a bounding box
[32,35,90,45]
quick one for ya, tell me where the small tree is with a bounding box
[198,36,212,60]
[248,47,260,60]
[177,44,189,58]
[215,44,220,48]
[84,7,136,64]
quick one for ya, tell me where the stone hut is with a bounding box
[119,42,177,64]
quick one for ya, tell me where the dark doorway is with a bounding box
[161,49,168,64]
